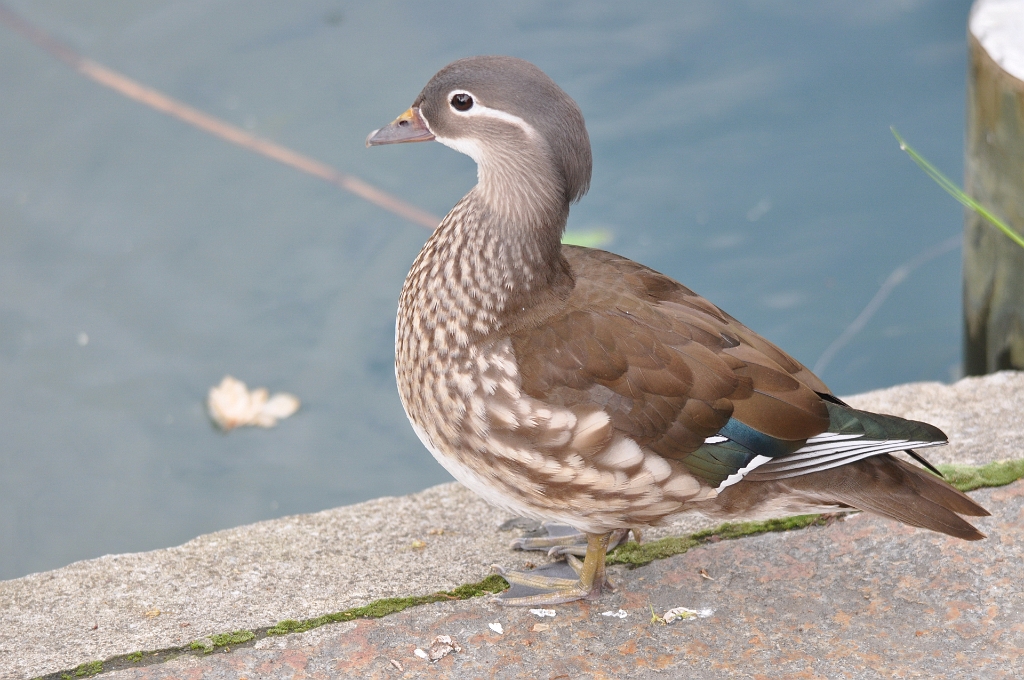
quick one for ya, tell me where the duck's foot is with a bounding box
[494,532,615,606]
[492,562,605,605]
[510,523,639,558]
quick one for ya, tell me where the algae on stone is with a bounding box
[267,573,509,636]
[608,515,828,567]
[61,661,102,679]
[939,459,1024,492]
[190,630,255,653]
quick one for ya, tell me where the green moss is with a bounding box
[607,535,699,566]
[938,459,1024,492]
[608,514,827,567]
[189,630,255,653]
[267,573,508,636]
[210,630,255,646]
[60,661,102,679]
[125,651,143,662]
[447,574,510,599]
[189,638,214,654]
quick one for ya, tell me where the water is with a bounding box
[0,0,973,580]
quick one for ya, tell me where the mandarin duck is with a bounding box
[367,55,988,605]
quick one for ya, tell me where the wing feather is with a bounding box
[513,247,831,456]
[503,246,984,539]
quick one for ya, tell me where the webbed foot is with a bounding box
[494,532,615,605]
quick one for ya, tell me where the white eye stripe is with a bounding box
[446,89,540,140]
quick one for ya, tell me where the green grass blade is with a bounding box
[891,127,1024,250]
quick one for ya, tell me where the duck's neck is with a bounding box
[399,165,573,353]
[474,146,567,235]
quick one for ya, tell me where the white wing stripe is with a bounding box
[804,432,864,443]
[751,440,944,477]
[759,441,913,472]
[706,429,946,488]
[716,454,772,492]
[781,438,909,461]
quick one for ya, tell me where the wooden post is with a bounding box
[964,0,1024,374]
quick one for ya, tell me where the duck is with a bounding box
[366,55,988,606]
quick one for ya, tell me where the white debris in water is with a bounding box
[601,609,628,619]
[488,622,504,634]
[663,607,715,623]
[413,648,429,660]
[530,608,556,617]
[207,375,300,431]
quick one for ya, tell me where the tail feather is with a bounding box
[889,457,990,517]
[791,454,988,541]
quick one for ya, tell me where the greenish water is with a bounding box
[0,0,972,579]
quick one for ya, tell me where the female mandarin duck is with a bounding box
[367,56,988,605]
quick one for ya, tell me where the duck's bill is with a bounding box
[365,107,435,147]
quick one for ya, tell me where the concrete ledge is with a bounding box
[2,372,1022,679]
[101,480,1024,679]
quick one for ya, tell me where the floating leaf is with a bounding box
[562,227,614,248]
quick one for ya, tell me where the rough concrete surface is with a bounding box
[1,371,1022,679]
[103,480,1024,679]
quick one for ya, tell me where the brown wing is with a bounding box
[510,246,831,460]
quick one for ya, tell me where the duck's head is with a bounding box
[367,56,592,216]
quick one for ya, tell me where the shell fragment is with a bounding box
[601,609,628,619]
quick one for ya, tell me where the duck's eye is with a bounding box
[450,93,474,111]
